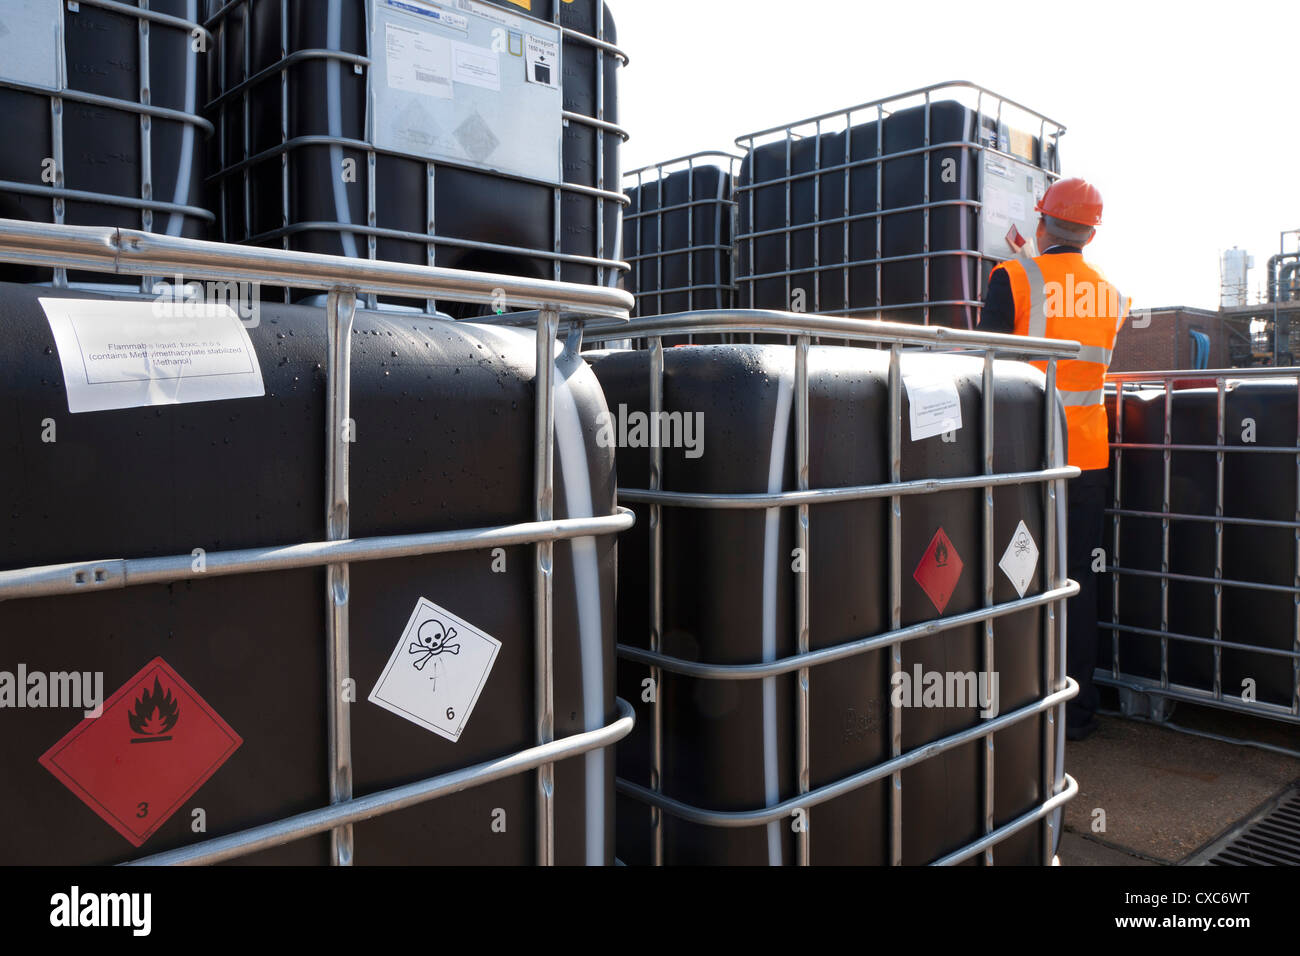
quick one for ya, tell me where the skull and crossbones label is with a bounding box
[410,619,460,670]
[369,598,502,743]
[998,519,1040,599]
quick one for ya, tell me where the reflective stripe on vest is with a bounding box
[1020,256,1048,339]
[1057,388,1104,407]
[1074,344,1113,365]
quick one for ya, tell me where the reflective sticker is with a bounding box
[369,598,501,743]
[998,520,1040,598]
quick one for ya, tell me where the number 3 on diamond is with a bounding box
[137,801,149,819]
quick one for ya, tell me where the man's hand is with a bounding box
[1006,225,1028,255]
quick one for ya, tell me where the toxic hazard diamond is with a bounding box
[39,657,241,848]
[913,527,964,614]
[370,598,501,744]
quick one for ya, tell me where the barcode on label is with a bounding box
[415,69,449,86]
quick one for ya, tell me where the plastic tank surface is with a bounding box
[0,282,619,864]
[205,0,625,314]
[624,156,737,317]
[588,343,1063,864]
[0,0,212,285]
[735,87,1062,329]
[1105,381,1300,710]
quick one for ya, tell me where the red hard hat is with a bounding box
[1036,177,1103,227]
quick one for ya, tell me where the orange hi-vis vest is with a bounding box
[991,252,1129,471]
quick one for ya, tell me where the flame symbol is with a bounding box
[935,539,949,567]
[128,676,180,742]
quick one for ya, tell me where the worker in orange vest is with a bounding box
[979,177,1129,741]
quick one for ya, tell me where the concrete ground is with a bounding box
[1060,697,1300,865]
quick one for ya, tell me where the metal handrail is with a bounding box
[616,681,1078,828]
[735,80,1067,145]
[128,698,636,866]
[621,584,1078,681]
[1106,366,1300,383]
[0,510,636,601]
[624,151,745,178]
[0,219,633,317]
[0,218,635,866]
[582,308,1082,358]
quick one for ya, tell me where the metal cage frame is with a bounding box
[581,309,1083,865]
[623,151,742,318]
[732,81,1066,326]
[0,216,635,865]
[204,0,631,313]
[1100,367,1300,736]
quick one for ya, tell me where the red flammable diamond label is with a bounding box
[39,657,242,847]
[913,527,964,614]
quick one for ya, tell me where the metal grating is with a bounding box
[1208,786,1300,865]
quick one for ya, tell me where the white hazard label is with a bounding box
[998,520,1040,598]
[368,598,502,743]
[902,373,962,441]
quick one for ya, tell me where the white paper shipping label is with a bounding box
[524,34,559,88]
[40,298,265,414]
[451,40,500,91]
[385,21,454,99]
[998,520,1040,598]
[369,598,502,743]
[902,373,962,441]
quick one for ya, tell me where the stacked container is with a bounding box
[734,83,1063,329]
[0,0,212,285]
[623,153,740,318]
[205,0,625,313]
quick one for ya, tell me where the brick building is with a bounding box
[1109,306,1228,372]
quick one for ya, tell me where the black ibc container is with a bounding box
[737,98,1058,329]
[624,159,736,317]
[206,0,623,314]
[0,282,618,864]
[588,344,1060,864]
[0,0,212,283]
[1107,382,1299,708]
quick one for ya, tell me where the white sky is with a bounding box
[606,0,1300,311]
